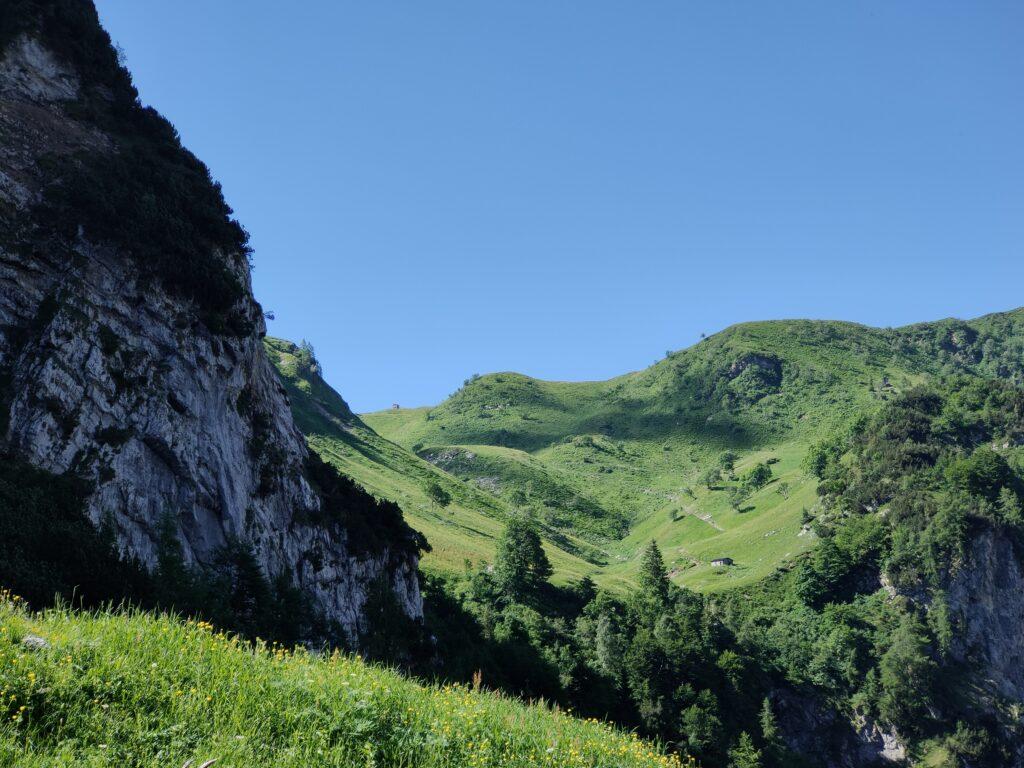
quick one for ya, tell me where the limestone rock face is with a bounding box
[0,28,421,640]
[772,688,906,768]
[946,528,1024,703]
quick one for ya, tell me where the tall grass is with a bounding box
[0,590,691,767]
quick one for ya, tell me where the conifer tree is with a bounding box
[728,732,763,768]
[494,515,552,599]
[998,486,1023,525]
[638,541,669,604]
[759,698,778,744]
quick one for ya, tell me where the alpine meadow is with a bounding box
[1,2,1023,768]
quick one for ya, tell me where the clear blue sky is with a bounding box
[93,1,1023,412]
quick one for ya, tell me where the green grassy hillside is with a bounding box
[264,339,598,582]
[364,309,1024,591]
[0,592,688,767]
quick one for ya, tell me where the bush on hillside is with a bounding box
[304,451,428,558]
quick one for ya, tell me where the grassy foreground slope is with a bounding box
[264,338,598,582]
[0,593,687,767]
[366,309,1024,591]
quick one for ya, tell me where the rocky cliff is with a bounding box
[773,522,1024,768]
[946,528,1024,705]
[0,1,422,640]
[938,527,1024,766]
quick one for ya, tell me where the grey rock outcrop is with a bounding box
[946,528,1024,703]
[0,22,421,640]
[773,688,906,768]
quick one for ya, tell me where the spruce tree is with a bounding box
[998,486,1024,525]
[759,698,778,744]
[638,541,669,604]
[575,574,597,604]
[728,732,763,768]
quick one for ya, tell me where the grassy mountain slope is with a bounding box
[0,594,687,767]
[365,309,1024,591]
[264,338,598,582]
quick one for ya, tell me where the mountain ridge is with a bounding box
[264,306,1024,595]
[359,306,1024,589]
[355,306,1024,409]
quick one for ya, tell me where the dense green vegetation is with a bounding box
[303,449,427,560]
[0,593,690,768]
[0,454,149,610]
[38,130,254,335]
[2,1,254,334]
[414,524,798,767]
[737,377,1023,759]
[802,376,1024,600]
[402,376,1024,767]
[0,1,132,90]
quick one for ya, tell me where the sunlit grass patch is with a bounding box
[0,591,690,767]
